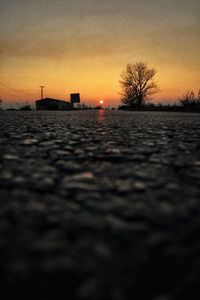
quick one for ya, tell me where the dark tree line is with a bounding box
[179,90,200,111]
[120,61,200,112]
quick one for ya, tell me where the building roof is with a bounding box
[36,98,68,103]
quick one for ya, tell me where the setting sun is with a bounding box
[1,0,199,108]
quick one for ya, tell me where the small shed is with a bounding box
[36,98,72,110]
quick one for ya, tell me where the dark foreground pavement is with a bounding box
[0,110,200,299]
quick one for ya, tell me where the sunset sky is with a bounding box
[1,0,200,107]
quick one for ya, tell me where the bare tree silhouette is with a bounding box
[120,62,158,108]
[179,89,200,111]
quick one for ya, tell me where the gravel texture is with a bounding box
[0,110,200,299]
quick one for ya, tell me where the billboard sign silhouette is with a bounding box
[70,93,80,104]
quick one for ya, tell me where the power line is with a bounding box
[0,88,19,98]
[0,81,38,101]
[0,81,27,96]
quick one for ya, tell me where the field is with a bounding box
[0,110,200,299]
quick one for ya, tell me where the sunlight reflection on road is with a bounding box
[97,109,105,124]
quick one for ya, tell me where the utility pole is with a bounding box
[40,86,45,100]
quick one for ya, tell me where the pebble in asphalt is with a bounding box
[0,110,200,299]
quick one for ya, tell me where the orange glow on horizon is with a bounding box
[1,0,199,108]
[1,47,199,108]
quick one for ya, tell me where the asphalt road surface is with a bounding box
[0,110,200,300]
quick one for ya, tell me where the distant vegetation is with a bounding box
[179,90,200,111]
[119,61,200,112]
[120,62,158,108]
[119,89,200,112]
[19,104,32,111]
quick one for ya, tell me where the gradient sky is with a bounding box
[1,0,200,106]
